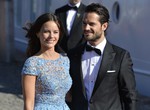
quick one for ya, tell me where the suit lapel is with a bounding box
[92,42,116,96]
[74,44,87,98]
[60,5,68,35]
[70,3,85,34]
[80,59,87,98]
[63,11,68,35]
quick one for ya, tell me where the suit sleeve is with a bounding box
[118,51,138,110]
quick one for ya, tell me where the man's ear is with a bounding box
[102,22,108,31]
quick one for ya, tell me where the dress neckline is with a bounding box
[33,54,61,61]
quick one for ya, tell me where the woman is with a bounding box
[21,13,72,110]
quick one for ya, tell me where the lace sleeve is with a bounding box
[21,57,38,76]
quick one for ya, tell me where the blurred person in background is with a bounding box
[55,0,86,53]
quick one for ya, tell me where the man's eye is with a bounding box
[89,23,95,26]
[82,22,86,25]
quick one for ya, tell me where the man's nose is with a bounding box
[83,24,90,30]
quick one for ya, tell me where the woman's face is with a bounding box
[37,21,60,50]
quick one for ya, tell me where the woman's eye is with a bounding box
[54,31,59,34]
[43,30,49,33]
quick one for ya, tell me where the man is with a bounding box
[68,3,137,110]
[55,0,86,52]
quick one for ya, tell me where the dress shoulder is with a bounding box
[60,53,70,65]
[21,56,39,76]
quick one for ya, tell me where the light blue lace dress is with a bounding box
[22,54,72,110]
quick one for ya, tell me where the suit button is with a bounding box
[89,99,93,103]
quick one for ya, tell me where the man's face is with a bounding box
[69,0,81,5]
[82,12,107,45]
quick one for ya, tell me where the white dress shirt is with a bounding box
[82,38,107,109]
[66,2,80,35]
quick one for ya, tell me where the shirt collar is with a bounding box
[87,38,107,55]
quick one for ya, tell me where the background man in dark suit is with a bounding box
[68,3,137,110]
[55,0,86,53]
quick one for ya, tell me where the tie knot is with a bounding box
[86,45,101,55]
[67,5,78,11]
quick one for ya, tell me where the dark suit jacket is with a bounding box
[55,3,86,52]
[67,41,137,110]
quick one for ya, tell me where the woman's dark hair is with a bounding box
[85,3,110,25]
[23,13,63,57]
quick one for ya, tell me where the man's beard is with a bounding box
[85,33,101,42]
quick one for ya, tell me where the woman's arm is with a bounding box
[22,75,36,110]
